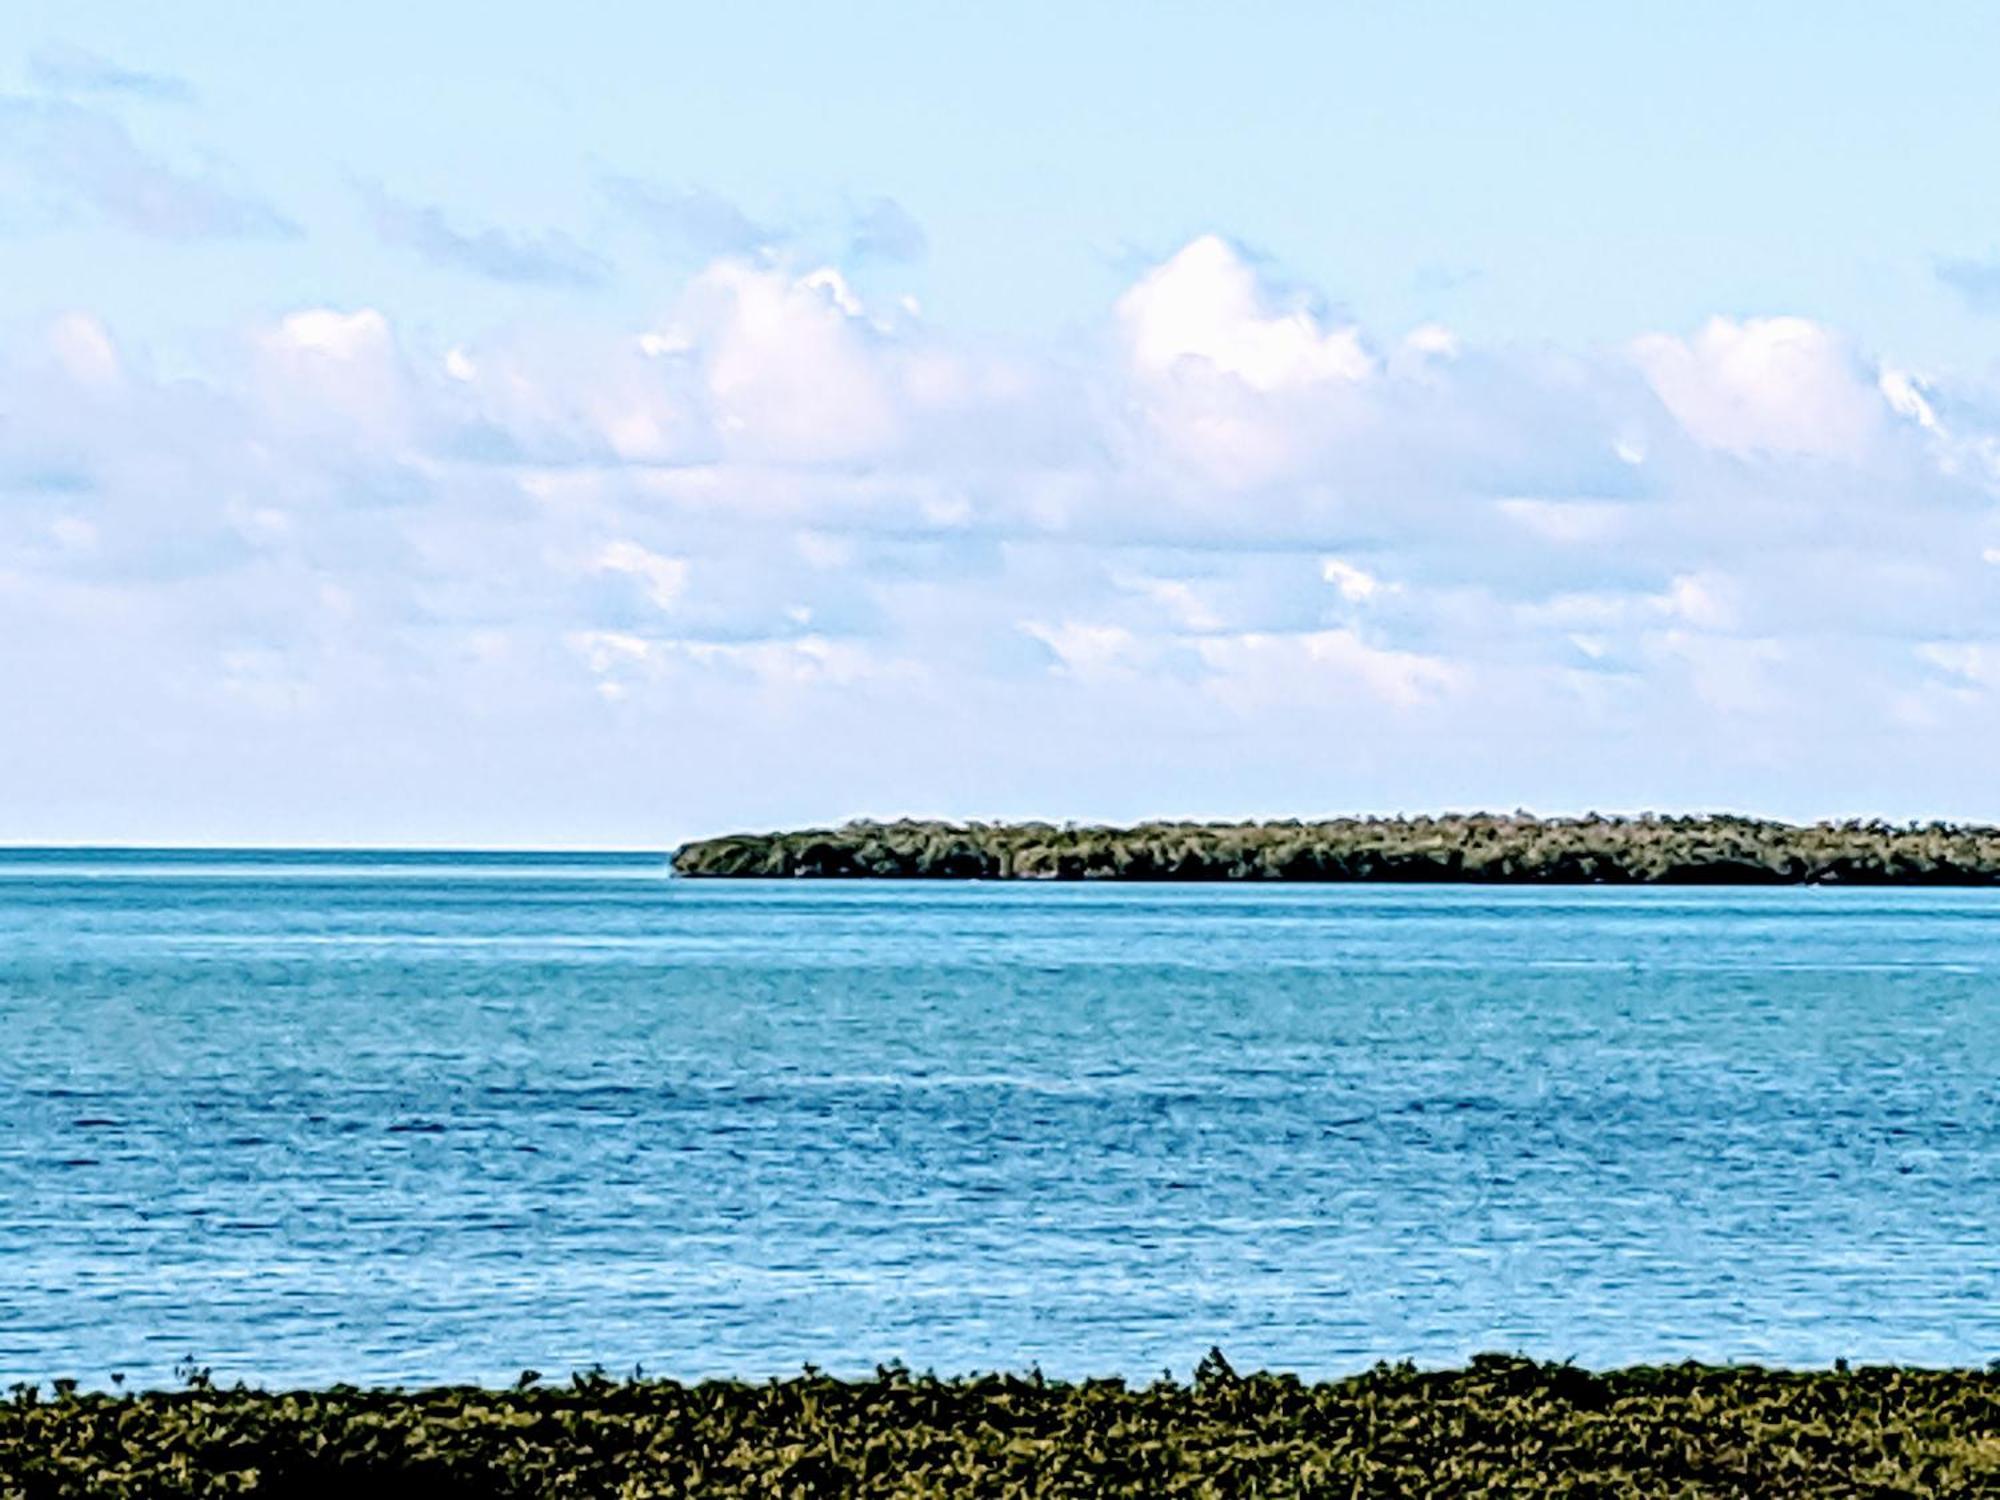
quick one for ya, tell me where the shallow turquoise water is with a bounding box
[3,850,1996,1388]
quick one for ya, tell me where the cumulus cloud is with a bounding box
[1106,236,1390,491]
[664,260,901,462]
[252,307,415,449]
[1118,235,1372,390]
[6,233,2000,841]
[361,184,608,287]
[1631,316,1882,461]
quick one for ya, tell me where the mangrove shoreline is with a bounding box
[5,1357,1997,1496]
[673,813,2000,884]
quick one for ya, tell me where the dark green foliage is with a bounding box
[673,813,2000,884]
[4,1358,1997,1496]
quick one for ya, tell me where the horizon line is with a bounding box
[11,806,2000,857]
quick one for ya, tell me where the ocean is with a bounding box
[3,849,1995,1389]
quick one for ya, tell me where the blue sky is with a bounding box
[7,3,2000,844]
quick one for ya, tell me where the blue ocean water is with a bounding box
[2,849,1996,1390]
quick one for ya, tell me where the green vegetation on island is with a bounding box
[673,813,2000,884]
[6,1357,1997,1497]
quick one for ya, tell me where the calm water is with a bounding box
[3,850,1997,1389]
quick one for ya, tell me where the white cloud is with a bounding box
[570,628,908,693]
[1632,316,1884,461]
[46,312,122,387]
[1403,323,1460,360]
[1119,574,1223,631]
[1879,367,1942,433]
[592,540,689,610]
[673,635,907,688]
[252,307,413,450]
[570,629,652,675]
[1663,572,1736,631]
[1917,641,1995,686]
[1118,235,1372,391]
[1518,573,1740,637]
[674,260,898,462]
[1321,556,1386,602]
[1194,628,1458,709]
[1021,620,1140,680]
[269,308,391,361]
[1107,240,1385,490]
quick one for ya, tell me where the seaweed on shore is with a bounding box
[4,1356,1997,1497]
[673,812,2000,884]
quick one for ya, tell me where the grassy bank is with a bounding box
[672,813,2000,884]
[5,1356,1997,1497]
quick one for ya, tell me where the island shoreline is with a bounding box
[8,1357,1996,1494]
[674,813,2000,885]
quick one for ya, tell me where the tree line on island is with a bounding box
[672,813,2000,884]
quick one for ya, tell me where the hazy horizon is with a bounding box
[13,803,2000,858]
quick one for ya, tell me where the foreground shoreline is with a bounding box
[674,813,2000,885]
[7,1357,1996,1496]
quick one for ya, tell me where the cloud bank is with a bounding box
[6,234,1999,842]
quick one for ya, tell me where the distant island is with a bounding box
[672,814,2000,884]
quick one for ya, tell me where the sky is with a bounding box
[7,2,2000,846]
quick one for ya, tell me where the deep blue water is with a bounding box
[3,849,1997,1389]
